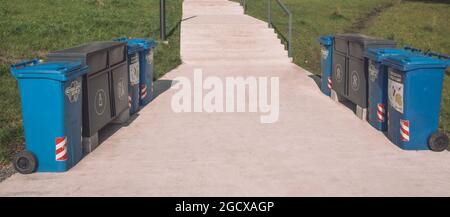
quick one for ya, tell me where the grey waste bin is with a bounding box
[332,34,396,118]
[47,41,129,153]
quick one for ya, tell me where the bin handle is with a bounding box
[10,59,40,70]
[404,46,422,53]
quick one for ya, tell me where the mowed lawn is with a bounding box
[0,0,182,164]
[240,0,450,133]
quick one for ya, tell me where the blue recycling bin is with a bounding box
[382,55,449,151]
[114,38,144,114]
[10,59,88,173]
[364,48,414,131]
[319,36,334,96]
[136,38,157,106]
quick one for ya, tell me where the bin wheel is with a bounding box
[13,151,37,174]
[428,132,449,152]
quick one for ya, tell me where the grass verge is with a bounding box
[0,0,182,164]
[239,0,449,134]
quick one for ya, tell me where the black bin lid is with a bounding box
[334,34,396,47]
[48,41,126,57]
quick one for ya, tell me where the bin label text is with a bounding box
[369,61,378,82]
[388,70,404,114]
[118,78,126,101]
[335,64,343,82]
[351,70,360,91]
[321,47,329,60]
[65,80,81,103]
[130,57,140,85]
[147,52,153,65]
[95,89,107,115]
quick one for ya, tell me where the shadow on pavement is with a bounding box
[308,74,321,90]
[97,79,174,145]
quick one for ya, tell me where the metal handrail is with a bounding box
[240,0,293,58]
[240,0,247,12]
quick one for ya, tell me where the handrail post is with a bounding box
[288,12,292,58]
[268,0,272,28]
[160,0,166,41]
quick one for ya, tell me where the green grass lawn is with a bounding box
[240,0,450,133]
[0,0,182,164]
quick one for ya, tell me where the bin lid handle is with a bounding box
[10,59,40,70]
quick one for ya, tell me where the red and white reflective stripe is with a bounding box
[141,84,148,99]
[327,77,332,89]
[128,95,132,108]
[400,119,410,142]
[377,103,385,122]
[55,137,68,161]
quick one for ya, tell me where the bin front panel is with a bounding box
[387,68,444,150]
[367,60,388,131]
[347,57,368,108]
[320,43,333,96]
[109,45,126,67]
[85,71,112,136]
[111,63,129,116]
[18,79,69,172]
[139,49,154,106]
[332,53,347,96]
[86,51,108,74]
[334,38,348,54]
[129,53,140,114]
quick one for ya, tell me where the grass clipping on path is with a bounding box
[0,0,182,164]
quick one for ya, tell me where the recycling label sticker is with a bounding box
[388,69,404,114]
[351,71,360,91]
[369,61,378,82]
[146,52,153,65]
[321,47,329,60]
[65,80,81,103]
[130,61,140,85]
[94,89,107,115]
[117,78,126,101]
[335,64,343,82]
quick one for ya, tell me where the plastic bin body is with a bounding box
[47,41,128,137]
[332,34,396,108]
[128,53,141,114]
[319,36,334,96]
[113,38,146,114]
[129,39,157,106]
[364,48,413,131]
[11,60,88,172]
[382,55,448,150]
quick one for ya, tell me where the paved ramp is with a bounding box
[1,0,450,196]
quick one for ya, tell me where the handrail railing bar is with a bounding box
[275,0,291,16]
[240,0,293,59]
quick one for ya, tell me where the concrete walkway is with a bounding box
[1,0,450,196]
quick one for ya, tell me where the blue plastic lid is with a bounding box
[127,38,157,50]
[11,59,88,81]
[382,54,450,72]
[113,38,144,54]
[319,36,334,46]
[365,48,412,62]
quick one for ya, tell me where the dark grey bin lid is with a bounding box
[47,41,126,57]
[334,34,396,47]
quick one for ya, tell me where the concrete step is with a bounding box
[181,45,288,53]
[182,15,267,25]
[181,34,281,42]
[183,57,292,66]
[184,6,243,14]
[182,28,274,35]
[182,50,289,60]
[181,38,284,48]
